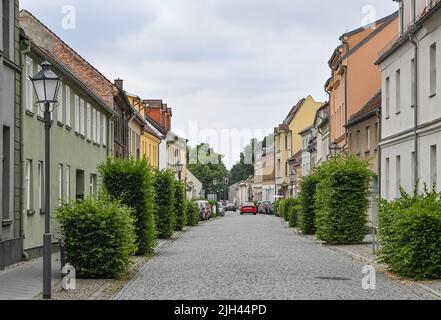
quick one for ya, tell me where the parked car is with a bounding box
[259,201,273,214]
[240,202,257,215]
[226,202,237,212]
[197,201,211,221]
[217,202,226,217]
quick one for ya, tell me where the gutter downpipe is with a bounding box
[409,33,419,193]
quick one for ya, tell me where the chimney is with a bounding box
[115,78,124,91]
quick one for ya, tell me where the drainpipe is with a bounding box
[409,34,419,191]
[343,64,349,152]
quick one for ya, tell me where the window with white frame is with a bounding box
[65,85,71,127]
[366,126,371,151]
[430,43,437,97]
[80,99,85,136]
[89,174,97,199]
[57,83,63,123]
[385,77,390,118]
[85,103,91,140]
[37,161,44,211]
[74,95,80,133]
[97,111,101,145]
[36,65,45,118]
[396,69,401,113]
[411,58,416,107]
[58,164,63,207]
[25,160,33,211]
[385,158,390,199]
[25,57,34,112]
[92,109,97,142]
[65,165,70,203]
[396,155,401,197]
[431,145,438,189]
[102,115,107,146]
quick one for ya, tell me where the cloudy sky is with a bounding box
[20,0,397,168]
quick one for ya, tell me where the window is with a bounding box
[97,111,101,145]
[65,86,71,127]
[431,145,437,189]
[86,104,92,140]
[37,161,44,212]
[385,77,390,118]
[57,83,63,123]
[356,130,361,154]
[25,57,34,112]
[76,170,85,202]
[396,156,401,197]
[385,158,390,199]
[366,127,371,152]
[80,99,85,135]
[430,43,437,97]
[36,64,44,118]
[92,109,97,142]
[74,95,80,133]
[25,159,33,212]
[89,174,97,199]
[396,69,401,113]
[58,164,63,207]
[411,59,416,107]
[102,115,107,146]
[65,165,70,204]
[2,126,10,219]
[2,0,11,59]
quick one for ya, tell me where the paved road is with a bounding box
[115,213,418,300]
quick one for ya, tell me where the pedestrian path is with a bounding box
[0,254,60,300]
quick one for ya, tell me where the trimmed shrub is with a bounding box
[154,170,176,239]
[315,154,374,244]
[174,181,187,231]
[280,198,299,222]
[274,200,281,217]
[378,188,441,280]
[185,200,200,226]
[288,204,301,228]
[99,158,157,255]
[298,173,319,235]
[56,195,137,278]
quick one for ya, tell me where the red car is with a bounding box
[240,202,257,215]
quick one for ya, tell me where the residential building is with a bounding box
[299,126,317,177]
[377,0,441,200]
[166,132,188,182]
[20,11,115,258]
[261,147,276,202]
[127,93,161,167]
[253,156,264,202]
[274,123,291,197]
[0,0,22,270]
[313,103,330,166]
[186,170,203,200]
[326,12,398,151]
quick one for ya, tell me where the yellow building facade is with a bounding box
[127,94,161,169]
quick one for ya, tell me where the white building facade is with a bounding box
[378,0,441,200]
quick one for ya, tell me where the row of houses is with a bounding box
[232,0,441,226]
[0,4,202,270]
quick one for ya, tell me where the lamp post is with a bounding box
[329,142,341,158]
[175,161,184,181]
[30,61,61,300]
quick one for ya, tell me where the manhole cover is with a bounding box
[315,277,352,281]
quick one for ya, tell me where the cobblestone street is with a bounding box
[115,213,419,300]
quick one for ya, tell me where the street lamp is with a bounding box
[175,161,184,181]
[30,60,61,300]
[329,142,341,158]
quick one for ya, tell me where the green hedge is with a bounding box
[288,204,301,228]
[378,188,441,280]
[57,195,137,278]
[280,198,299,222]
[185,200,200,226]
[315,155,374,244]
[299,174,319,235]
[174,181,187,231]
[154,170,176,239]
[99,158,157,255]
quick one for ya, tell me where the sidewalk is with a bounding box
[0,254,61,300]
[282,220,441,300]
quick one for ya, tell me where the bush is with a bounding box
[99,158,157,255]
[185,200,200,226]
[378,188,441,280]
[288,204,301,228]
[174,181,187,231]
[154,170,176,239]
[298,173,319,235]
[57,195,137,278]
[274,200,281,217]
[280,198,299,222]
[315,154,374,244]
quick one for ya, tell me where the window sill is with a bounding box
[26,209,36,216]
[66,126,72,131]
[57,121,64,127]
[25,110,35,117]
[385,116,390,120]
[395,111,401,115]
[87,139,92,143]
[80,135,86,140]
[40,209,45,215]
[75,132,80,136]
[430,93,437,98]
[2,219,13,227]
